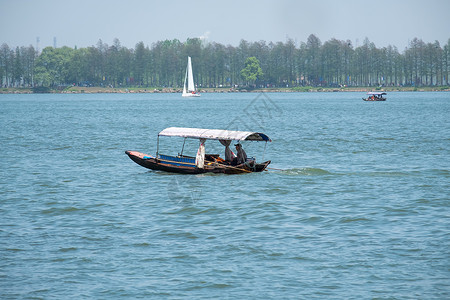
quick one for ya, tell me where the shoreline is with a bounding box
[1,86,449,94]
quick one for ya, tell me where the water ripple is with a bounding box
[1,93,449,299]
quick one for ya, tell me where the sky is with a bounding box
[1,0,449,51]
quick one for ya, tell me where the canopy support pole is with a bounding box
[262,141,267,161]
[180,137,187,156]
[156,135,160,158]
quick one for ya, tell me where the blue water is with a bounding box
[1,92,449,299]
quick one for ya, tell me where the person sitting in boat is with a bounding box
[225,145,236,163]
[231,143,247,166]
[219,139,236,164]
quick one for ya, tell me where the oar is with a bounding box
[208,160,252,173]
[207,158,252,173]
[267,167,285,171]
[220,163,252,173]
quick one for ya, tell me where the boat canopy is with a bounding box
[367,92,387,95]
[158,127,271,142]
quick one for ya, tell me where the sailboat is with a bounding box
[182,56,200,97]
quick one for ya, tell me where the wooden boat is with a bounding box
[125,127,272,174]
[182,57,200,97]
[363,92,386,101]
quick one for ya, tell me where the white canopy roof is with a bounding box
[158,127,271,142]
[367,92,386,95]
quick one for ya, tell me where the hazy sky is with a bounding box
[1,0,449,51]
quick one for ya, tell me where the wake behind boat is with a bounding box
[182,57,200,97]
[125,127,271,174]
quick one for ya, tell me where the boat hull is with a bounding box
[363,98,386,101]
[125,150,270,174]
[182,93,201,97]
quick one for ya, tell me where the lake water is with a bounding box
[1,92,449,299]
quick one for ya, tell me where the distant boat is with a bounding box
[363,92,387,101]
[182,57,200,97]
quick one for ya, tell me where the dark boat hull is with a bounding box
[125,151,270,174]
[363,98,386,101]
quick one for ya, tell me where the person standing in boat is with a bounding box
[231,143,247,165]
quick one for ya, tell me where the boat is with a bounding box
[125,127,272,174]
[182,57,200,97]
[363,92,387,101]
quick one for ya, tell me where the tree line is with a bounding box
[1,34,449,89]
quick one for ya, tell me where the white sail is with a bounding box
[187,57,195,92]
[182,56,200,97]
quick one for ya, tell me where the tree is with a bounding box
[240,56,263,87]
[0,43,12,87]
[133,41,146,86]
[305,34,322,85]
[22,45,37,86]
[34,46,75,86]
[12,47,24,86]
[1,34,450,89]
[444,39,450,85]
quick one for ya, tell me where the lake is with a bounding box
[1,92,449,299]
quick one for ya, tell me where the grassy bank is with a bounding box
[1,86,449,94]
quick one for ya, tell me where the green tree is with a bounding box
[444,39,450,85]
[240,56,263,86]
[22,46,37,86]
[34,46,75,86]
[305,34,321,85]
[2,34,450,89]
[133,41,146,86]
[12,47,24,85]
[0,43,12,86]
